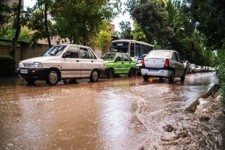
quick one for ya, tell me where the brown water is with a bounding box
[0,72,224,150]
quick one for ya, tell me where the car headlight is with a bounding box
[32,62,43,68]
[19,62,23,68]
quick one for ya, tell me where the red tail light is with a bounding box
[164,59,169,68]
[141,59,145,67]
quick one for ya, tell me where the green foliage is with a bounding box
[188,0,225,49]
[131,21,147,42]
[1,27,32,43]
[52,0,119,45]
[119,21,132,39]
[0,55,15,77]
[127,0,172,45]
[0,2,11,27]
[217,47,225,103]
[96,21,112,52]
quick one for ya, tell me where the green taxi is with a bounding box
[102,52,137,78]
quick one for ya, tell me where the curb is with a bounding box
[184,83,220,112]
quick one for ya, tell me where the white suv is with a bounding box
[18,44,105,85]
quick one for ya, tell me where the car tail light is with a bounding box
[164,59,169,68]
[141,59,145,67]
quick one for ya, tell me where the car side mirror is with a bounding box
[62,52,71,58]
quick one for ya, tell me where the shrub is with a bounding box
[217,48,225,104]
[0,55,15,77]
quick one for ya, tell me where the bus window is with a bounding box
[140,44,145,56]
[135,43,140,56]
[130,43,134,57]
[111,42,129,53]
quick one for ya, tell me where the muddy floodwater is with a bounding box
[0,72,224,150]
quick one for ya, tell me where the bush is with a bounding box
[217,48,225,104]
[0,55,15,77]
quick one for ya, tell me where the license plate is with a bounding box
[20,69,28,74]
[149,70,158,73]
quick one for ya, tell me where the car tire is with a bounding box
[143,75,149,82]
[25,79,36,85]
[90,70,99,82]
[128,68,136,77]
[169,71,175,83]
[46,69,59,86]
[106,68,114,79]
[181,71,186,82]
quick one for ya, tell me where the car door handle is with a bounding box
[91,60,94,63]
[76,60,79,62]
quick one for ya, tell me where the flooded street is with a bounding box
[0,72,224,150]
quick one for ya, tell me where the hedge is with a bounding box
[0,55,15,77]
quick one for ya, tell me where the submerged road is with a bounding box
[0,72,220,149]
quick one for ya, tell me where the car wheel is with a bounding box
[143,75,149,82]
[106,69,114,79]
[25,79,36,85]
[128,68,136,77]
[169,71,175,83]
[181,71,186,82]
[90,70,99,82]
[46,69,59,86]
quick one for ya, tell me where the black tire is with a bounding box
[25,79,36,85]
[143,75,149,82]
[106,68,114,79]
[46,69,59,86]
[181,71,186,82]
[128,68,137,77]
[169,71,175,83]
[90,70,99,82]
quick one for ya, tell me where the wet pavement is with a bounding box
[0,72,224,150]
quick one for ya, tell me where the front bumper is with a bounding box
[141,68,172,78]
[17,68,48,80]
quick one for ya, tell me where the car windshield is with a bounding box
[102,53,116,61]
[147,50,172,58]
[43,45,67,56]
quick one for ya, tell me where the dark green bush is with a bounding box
[217,48,225,105]
[0,55,15,77]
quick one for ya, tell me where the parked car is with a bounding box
[18,44,105,85]
[141,50,186,83]
[102,52,137,78]
[183,60,190,74]
[189,63,197,73]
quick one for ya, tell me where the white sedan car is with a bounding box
[141,50,186,83]
[18,44,105,85]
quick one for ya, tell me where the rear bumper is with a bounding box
[141,68,172,78]
[17,68,48,80]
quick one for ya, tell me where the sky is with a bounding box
[23,0,133,31]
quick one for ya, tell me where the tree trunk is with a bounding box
[11,0,22,57]
[44,1,51,48]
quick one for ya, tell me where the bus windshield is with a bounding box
[111,42,129,53]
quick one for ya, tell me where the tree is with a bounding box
[188,0,225,49]
[25,0,53,48]
[95,21,112,53]
[52,0,120,45]
[127,0,172,46]
[11,0,22,57]
[119,21,132,39]
[131,21,147,42]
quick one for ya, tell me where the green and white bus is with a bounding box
[110,39,154,62]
